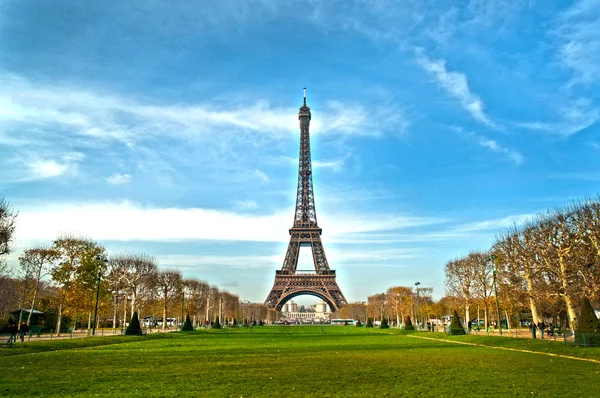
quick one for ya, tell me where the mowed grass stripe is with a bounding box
[407,334,600,365]
[1,328,599,397]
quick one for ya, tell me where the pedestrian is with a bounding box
[529,322,536,339]
[19,321,29,342]
[548,322,554,337]
[537,320,545,339]
[467,320,472,332]
[6,320,18,344]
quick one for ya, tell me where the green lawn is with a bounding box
[1,326,599,397]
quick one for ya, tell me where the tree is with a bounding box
[575,297,600,346]
[125,312,142,336]
[449,310,465,335]
[112,253,157,316]
[0,195,17,257]
[154,269,182,332]
[380,317,389,329]
[50,235,105,336]
[404,316,414,331]
[445,257,476,324]
[181,314,194,331]
[18,247,58,326]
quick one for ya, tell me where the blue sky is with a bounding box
[1,0,599,305]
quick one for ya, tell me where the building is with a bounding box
[282,300,330,321]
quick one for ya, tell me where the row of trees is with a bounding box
[446,198,600,329]
[1,195,278,334]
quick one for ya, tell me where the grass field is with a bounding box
[2,326,599,397]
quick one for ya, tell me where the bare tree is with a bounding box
[112,253,158,316]
[0,195,18,257]
[445,257,476,323]
[154,269,182,332]
[18,247,58,325]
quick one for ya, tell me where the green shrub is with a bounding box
[213,315,221,329]
[575,297,600,347]
[380,317,389,329]
[125,312,142,336]
[259,320,264,326]
[449,310,465,335]
[356,320,363,327]
[181,315,194,331]
[366,317,373,328]
[404,316,414,331]
[232,318,237,327]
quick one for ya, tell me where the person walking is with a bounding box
[537,320,546,339]
[6,321,18,344]
[19,321,29,342]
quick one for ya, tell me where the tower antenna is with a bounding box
[303,87,306,106]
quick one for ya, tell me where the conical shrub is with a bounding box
[404,316,414,331]
[449,310,466,335]
[125,312,142,336]
[366,317,373,328]
[356,320,363,327]
[380,317,390,329]
[575,297,600,347]
[213,315,221,329]
[181,314,194,331]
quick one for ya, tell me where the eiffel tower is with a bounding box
[264,89,347,312]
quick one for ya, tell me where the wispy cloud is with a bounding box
[477,136,524,166]
[415,49,495,128]
[517,98,599,136]
[105,173,132,185]
[556,0,600,85]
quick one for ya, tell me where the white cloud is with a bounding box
[477,136,524,166]
[415,50,495,128]
[28,160,69,179]
[12,200,447,245]
[556,0,600,84]
[454,213,535,233]
[0,74,406,149]
[517,99,599,137]
[252,169,270,183]
[232,199,259,209]
[105,173,132,185]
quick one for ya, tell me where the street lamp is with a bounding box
[93,255,108,336]
[486,254,502,336]
[415,281,421,327]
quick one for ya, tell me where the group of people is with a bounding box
[529,320,555,338]
[5,320,29,344]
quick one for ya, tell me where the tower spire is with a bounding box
[303,87,307,106]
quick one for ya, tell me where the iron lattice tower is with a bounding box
[264,89,347,312]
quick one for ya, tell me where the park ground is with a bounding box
[1,326,599,397]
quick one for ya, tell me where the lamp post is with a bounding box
[486,254,502,336]
[92,255,107,336]
[415,281,421,327]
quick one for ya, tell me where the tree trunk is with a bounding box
[162,297,168,332]
[87,312,92,331]
[27,277,41,326]
[56,303,63,336]
[131,291,137,316]
[465,298,470,325]
[504,310,511,330]
[525,272,540,324]
[557,256,578,329]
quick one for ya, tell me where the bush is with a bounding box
[125,312,142,336]
[213,315,221,329]
[380,317,389,329]
[232,318,237,327]
[449,310,466,335]
[356,320,363,327]
[575,297,600,347]
[366,317,373,328]
[259,320,264,326]
[404,316,414,331]
[181,315,194,331]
